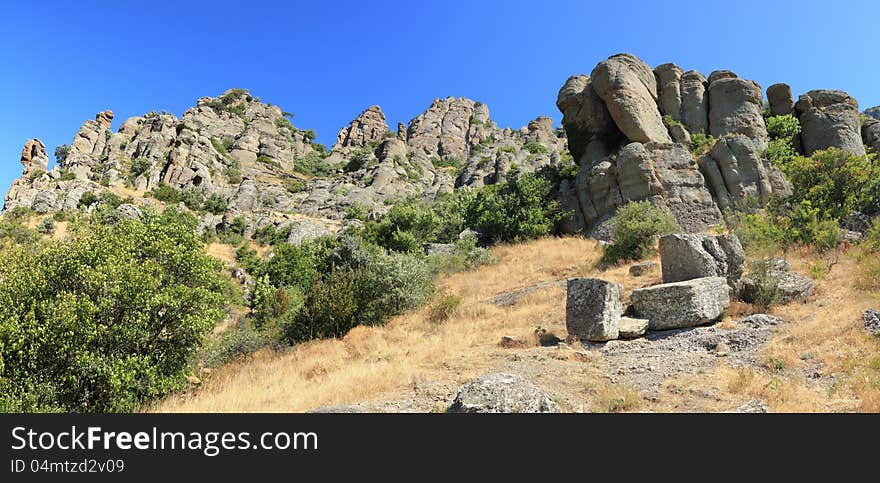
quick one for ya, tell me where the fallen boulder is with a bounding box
[629,261,657,277]
[864,308,880,337]
[739,258,813,305]
[447,373,559,413]
[618,316,649,339]
[659,233,745,287]
[566,278,623,342]
[630,276,730,330]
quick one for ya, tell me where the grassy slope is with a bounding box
[156,237,880,413]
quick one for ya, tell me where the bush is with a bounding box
[690,133,716,156]
[781,148,880,220]
[523,142,548,155]
[601,201,679,265]
[249,277,305,340]
[36,218,55,235]
[199,320,271,368]
[426,293,461,323]
[465,173,565,243]
[766,114,801,140]
[0,212,227,412]
[58,171,77,182]
[54,144,70,163]
[129,158,152,179]
[149,183,183,203]
[203,194,228,215]
[745,259,778,312]
[345,202,369,221]
[365,201,439,252]
[295,152,334,177]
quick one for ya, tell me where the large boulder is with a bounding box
[703,134,776,206]
[659,233,745,287]
[556,75,623,163]
[766,83,795,116]
[447,373,559,413]
[861,118,880,154]
[708,76,768,148]
[630,276,731,330]
[796,90,865,156]
[20,139,48,174]
[739,258,814,305]
[565,278,623,341]
[590,54,672,144]
[864,308,880,337]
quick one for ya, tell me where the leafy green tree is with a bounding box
[0,211,227,412]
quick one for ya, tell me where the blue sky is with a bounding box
[1,0,877,196]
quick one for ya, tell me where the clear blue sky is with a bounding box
[1,0,877,196]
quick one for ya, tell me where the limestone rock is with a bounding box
[861,118,880,154]
[20,139,48,174]
[739,258,814,305]
[629,261,657,277]
[796,90,865,156]
[333,105,390,151]
[659,233,745,287]
[556,74,622,163]
[702,135,776,208]
[630,276,730,330]
[618,316,649,339]
[654,63,683,121]
[591,54,672,144]
[864,308,880,337]
[680,70,709,135]
[447,373,558,413]
[708,77,768,148]
[565,278,623,342]
[766,83,795,116]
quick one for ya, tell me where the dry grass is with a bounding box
[156,237,880,413]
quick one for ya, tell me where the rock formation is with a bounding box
[332,105,390,151]
[796,90,865,156]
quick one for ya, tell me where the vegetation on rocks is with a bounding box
[601,201,679,265]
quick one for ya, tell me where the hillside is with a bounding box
[2,52,880,413]
[157,237,880,413]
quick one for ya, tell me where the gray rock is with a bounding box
[424,243,455,256]
[629,261,657,277]
[591,54,671,144]
[331,105,390,152]
[796,90,866,156]
[630,276,730,330]
[20,139,49,174]
[285,220,333,245]
[309,406,365,413]
[864,308,880,337]
[727,399,769,413]
[668,123,691,144]
[705,135,776,206]
[708,77,768,148]
[115,203,143,220]
[862,118,880,153]
[447,373,559,413]
[766,83,795,116]
[737,314,785,328]
[654,63,683,121]
[680,70,709,135]
[739,258,814,305]
[842,211,872,235]
[618,316,649,339]
[659,233,745,287]
[566,278,623,341]
[556,74,622,163]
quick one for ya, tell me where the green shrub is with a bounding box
[149,183,183,203]
[283,178,306,193]
[745,259,778,312]
[0,212,227,412]
[426,293,461,323]
[295,151,334,177]
[54,144,70,163]
[211,137,235,156]
[766,114,801,140]
[523,142,549,155]
[203,194,228,215]
[36,218,55,235]
[199,320,270,368]
[345,202,369,221]
[256,155,281,169]
[690,133,716,156]
[249,277,305,340]
[58,171,77,182]
[601,201,679,265]
[465,173,566,243]
[225,166,242,184]
[181,187,205,211]
[129,158,152,178]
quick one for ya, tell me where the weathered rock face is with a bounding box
[631,276,730,330]
[332,105,390,152]
[447,373,559,413]
[680,70,709,135]
[407,97,489,162]
[701,135,777,208]
[591,54,671,145]
[796,90,866,156]
[708,75,768,147]
[861,118,880,153]
[767,83,795,116]
[654,63,683,121]
[20,139,48,174]
[659,233,745,287]
[565,278,623,341]
[556,75,622,163]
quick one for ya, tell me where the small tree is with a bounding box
[601,201,679,265]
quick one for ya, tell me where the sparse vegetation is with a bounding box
[601,201,679,265]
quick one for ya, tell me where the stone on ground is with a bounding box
[447,373,559,413]
[566,278,623,341]
[630,276,730,330]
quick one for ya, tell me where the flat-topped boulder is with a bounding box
[630,276,730,330]
[659,233,745,287]
[566,278,623,341]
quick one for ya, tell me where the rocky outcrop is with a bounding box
[556,75,622,163]
[700,135,777,208]
[708,74,768,147]
[20,139,48,174]
[864,308,880,337]
[407,97,490,162]
[565,278,623,341]
[659,233,745,287]
[591,54,671,144]
[796,90,865,156]
[630,276,730,330]
[680,71,709,135]
[447,373,558,413]
[654,63,683,121]
[767,83,795,116]
[332,105,390,151]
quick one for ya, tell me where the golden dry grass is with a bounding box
[156,237,880,413]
